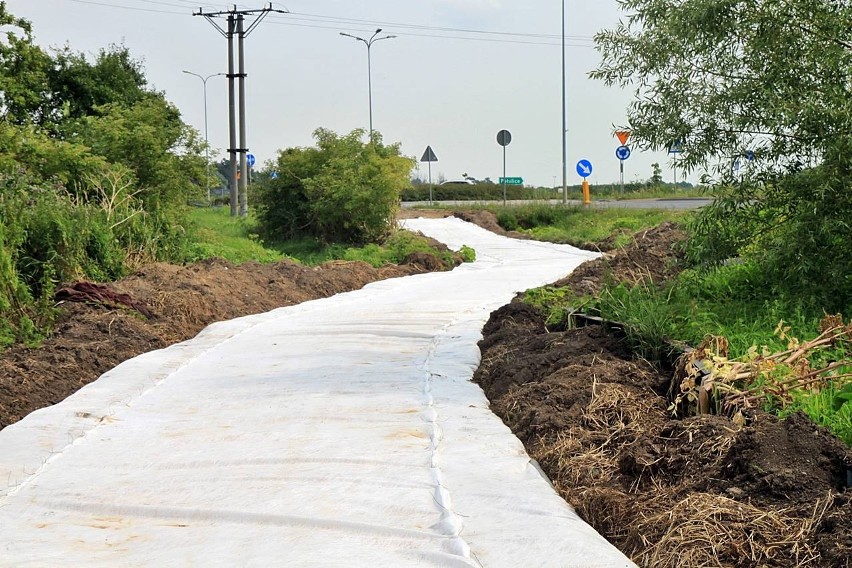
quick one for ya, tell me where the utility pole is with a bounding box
[194,3,287,217]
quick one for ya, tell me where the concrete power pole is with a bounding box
[194,3,287,217]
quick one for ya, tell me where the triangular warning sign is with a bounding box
[616,131,630,146]
[421,145,438,162]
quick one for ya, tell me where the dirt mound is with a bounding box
[453,209,530,240]
[554,221,686,296]
[0,256,439,429]
[474,302,852,567]
[721,412,851,500]
[473,222,850,567]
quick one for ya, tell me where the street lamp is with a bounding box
[340,28,396,140]
[183,70,225,203]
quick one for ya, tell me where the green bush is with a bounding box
[343,230,466,269]
[685,170,852,314]
[255,128,413,245]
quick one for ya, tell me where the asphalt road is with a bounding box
[402,198,712,210]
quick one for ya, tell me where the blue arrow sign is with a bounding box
[576,159,593,178]
[615,145,631,160]
[246,153,256,167]
[270,171,279,179]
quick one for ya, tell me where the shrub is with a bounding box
[255,128,413,245]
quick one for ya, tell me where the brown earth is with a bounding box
[2,210,850,567]
[473,220,852,567]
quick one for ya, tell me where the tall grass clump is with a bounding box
[0,171,195,346]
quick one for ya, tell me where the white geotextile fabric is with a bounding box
[0,217,635,567]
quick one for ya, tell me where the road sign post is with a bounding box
[668,141,682,187]
[576,159,593,206]
[497,130,512,205]
[246,153,256,185]
[420,145,438,204]
[615,145,631,193]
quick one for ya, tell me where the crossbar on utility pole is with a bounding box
[194,3,287,217]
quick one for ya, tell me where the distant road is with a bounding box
[402,198,712,210]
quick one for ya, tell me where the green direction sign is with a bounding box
[499,177,523,185]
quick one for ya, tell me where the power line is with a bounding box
[281,11,595,42]
[68,0,596,46]
[67,0,184,15]
[263,17,593,47]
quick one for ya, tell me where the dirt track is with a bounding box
[1,210,849,566]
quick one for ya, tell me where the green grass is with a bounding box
[782,378,852,446]
[491,204,689,248]
[187,206,284,264]
[592,265,852,445]
[188,206,471,268]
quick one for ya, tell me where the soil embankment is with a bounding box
[473,221,852,567]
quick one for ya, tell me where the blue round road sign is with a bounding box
[246,153,256,167]
[615,145,631,160]
[576,159,593,178]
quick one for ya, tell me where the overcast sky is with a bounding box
[6,0,691,187]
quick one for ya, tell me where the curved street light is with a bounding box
[183,70,225,203]
[340,28,397,140]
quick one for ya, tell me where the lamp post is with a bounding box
[183,70,225,203]
[340,28,396,140]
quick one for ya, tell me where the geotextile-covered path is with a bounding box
[0,217,634,567]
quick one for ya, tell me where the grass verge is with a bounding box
[490,204,689,248]
[187,206,472,268]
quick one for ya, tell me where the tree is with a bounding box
[256,129,414,244]
[649,162,663,186]
[0,2,54,126]
[49,44,149,122]
[72,97,206,208]
[592,0,852,309]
